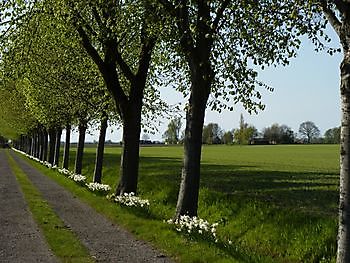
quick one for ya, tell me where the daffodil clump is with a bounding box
[167,215,219,242]
[86,182,111,193]
[68,174,86,184]
[57,167,73,176]
[56,166,86,184]
[107,192,150,208]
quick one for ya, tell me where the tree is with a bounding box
[222,130,234,145]
[157,0,314,217]
[263,123,295,144]
[233,114,258,145]
[202,123,222,144]
[311,3,350,260]
[163,117,182,144]
[59,0,164,195]
[324,126,341,144]
[298,121,320,144]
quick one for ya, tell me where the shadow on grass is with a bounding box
[60,148,338,261]
[69,150,338,217]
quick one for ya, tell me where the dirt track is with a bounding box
[0,149,172,263]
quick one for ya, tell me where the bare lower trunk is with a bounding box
[63,125,71,169]
[74,123,87,175]
[38,132,42,160]
[48,129,56,165]
[42,129,48,162]
[39,129,44,161]
[53,129,62,166]
[93,117,108,183]
[175,80,209,218]
[31,133,35,156]
[27,136,32,155]
[116,108,142,195]
[337,54,350,263]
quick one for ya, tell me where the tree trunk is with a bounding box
[31,133,35,156]
[38,129,44,161]
[34,132,39,158]
[62,124,71,169]
[337,53,350,263]
[74,122,87,175]
[175,74,210,218]
[48,129,56,164]
[116,104,142,195]
[93,116,108,183]
[53,128,62,166]
[42,129,48,162]
[27,136,32,155]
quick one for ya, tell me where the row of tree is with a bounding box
[163,115,340,145]
[1,1,350,261]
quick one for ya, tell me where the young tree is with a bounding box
[324,126,341,144]
[263,123,295,144]
[298,121,320,143]
[233,114,257,145]
[163,117,182,144]
[221,130,234,145]
[202,123,222,144]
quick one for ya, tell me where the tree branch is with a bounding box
[114,48,135,82]
[333,0,348,13]
[157,0,176,14]
[212,0,230,31]
[320,0,342,36]
[177,0,196,52]
[76,25,104,71]
[91,5,104,30]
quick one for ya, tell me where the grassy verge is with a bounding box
[14,144,339,262]
[7,152,94,263]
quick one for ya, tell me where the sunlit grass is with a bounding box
[22,144,340,262]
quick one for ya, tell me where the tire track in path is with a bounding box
[0,149,58,263]
[10,150,173,263]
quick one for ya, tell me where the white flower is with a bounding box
[68,173,86,183]
[113,192,150,208]
[166,215,219,241]
[86,182,111,192]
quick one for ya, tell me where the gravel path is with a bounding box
[0,150,58,263]
[10,150,173,263]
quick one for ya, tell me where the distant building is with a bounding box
[249,138,271,145]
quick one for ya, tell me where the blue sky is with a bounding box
[70,28,342,143]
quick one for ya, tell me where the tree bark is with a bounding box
[48,128,56,164]
[175,72,211,218]
[42,129,48,162]
[31,133,35,156]
[62,124,71,169]
[34,131,39,158]
[27,136,32,155]
[115,109,142,195]
[53,128,62,166]
[337,52,350,263]
[93,116,108,183]
[74,122,87,175]
[38,130,43,160]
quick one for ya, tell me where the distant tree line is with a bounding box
[163,114,340,145]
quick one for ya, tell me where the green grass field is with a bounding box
[34,144,340,262]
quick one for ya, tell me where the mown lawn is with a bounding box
[51,144,339,262]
